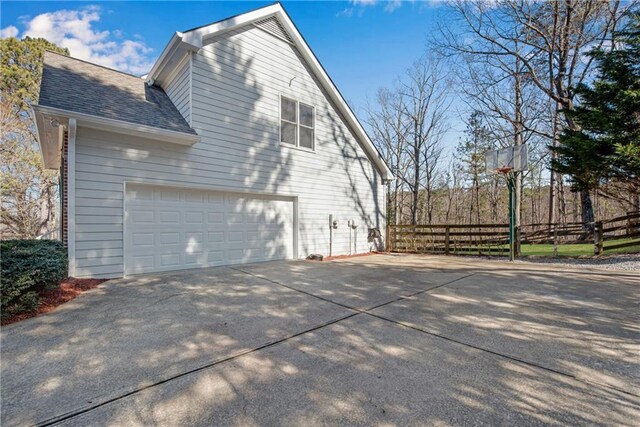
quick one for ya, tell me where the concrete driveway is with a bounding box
[1,254,638,426]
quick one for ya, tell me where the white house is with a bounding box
[33,3,391,278]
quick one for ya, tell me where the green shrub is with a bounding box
[1,240,68,319]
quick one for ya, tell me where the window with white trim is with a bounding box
[280,96,315,150]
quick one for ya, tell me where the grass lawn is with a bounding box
[520,239,640,257]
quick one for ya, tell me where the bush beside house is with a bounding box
[1,240,68,320]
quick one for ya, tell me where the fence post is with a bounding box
[445,226,450,255]
[594,221,604,255]
[386,225,392,252]
[553,224,558,257]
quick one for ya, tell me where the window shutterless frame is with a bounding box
[279,94,315,152]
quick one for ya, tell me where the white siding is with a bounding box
[163,55,191,124]
[73,25,385,278]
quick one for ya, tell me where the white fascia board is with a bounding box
[33,105,201,146]
[145,32,184,84]
[185,4,282,47]
[31,105,63,169]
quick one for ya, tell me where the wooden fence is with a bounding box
[387,223,511,255]
[387,211,640,256]
[594,211,640,254]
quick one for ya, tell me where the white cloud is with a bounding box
[352,0,379,5]
[0,25,19,38]
[384,0,403,12]
[3,6,153,75]
[337,0,409,17]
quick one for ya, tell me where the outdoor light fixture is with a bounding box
[49,118,60,128]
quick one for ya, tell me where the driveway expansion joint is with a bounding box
[37,311,360,427]
[232,267,477,315]
[233,267,639,399]
[40,270,479,426]
[364,311,640,399]
[230,267,359,312]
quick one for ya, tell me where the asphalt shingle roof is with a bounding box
[38,51,197,135]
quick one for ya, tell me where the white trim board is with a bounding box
[68,118,77,277]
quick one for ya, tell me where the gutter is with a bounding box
[32,105,201,146]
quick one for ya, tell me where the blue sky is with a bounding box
[1,1,461,146]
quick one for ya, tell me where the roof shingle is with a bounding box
[38,52,196,135]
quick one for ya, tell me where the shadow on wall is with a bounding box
[53,30,295,273]
[289,47,385,254]
[193,35,293,264]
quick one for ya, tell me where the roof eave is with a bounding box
[145,32,198,86]
[33,105,200,151]
[32,105,65,170]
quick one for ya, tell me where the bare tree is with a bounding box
[367,55,450,225]
[457,40,551,233]
[367,89,410,225]
[1,100,58,238]
[437,0,626,228]
[398,56,451,225]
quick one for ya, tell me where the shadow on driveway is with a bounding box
[1,255,638,426]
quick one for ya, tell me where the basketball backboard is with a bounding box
[485,144,528,174]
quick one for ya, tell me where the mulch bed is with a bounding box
[1,278,108,326]
[314,251,383,262]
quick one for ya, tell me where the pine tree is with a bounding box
[552,12,640,216]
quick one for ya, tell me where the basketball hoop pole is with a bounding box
[507,173,515,262]
[487,145,527,261]
[496,167,515,261]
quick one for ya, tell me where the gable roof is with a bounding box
[147,2,392,180]
[38,52,196,136]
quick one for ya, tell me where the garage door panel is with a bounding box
[207,251,225,263]
[185,191,205,203]
[125,185,294,275]
[158,211,180,224]
[159,232,181,245]
[160,190,181,202]
[131,233,154,246]
[131,210,154,224]
[159,253,181,267]
[130,255,154,270]
[207,231,225,241]
[184,212,204,224]
[185,253,205,265]
[207,212,224,223]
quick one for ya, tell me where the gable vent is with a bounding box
[253,16,294,44]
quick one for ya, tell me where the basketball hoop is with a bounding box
[495,166,513,174]
[483,144,529,262]
[485,145,528,175]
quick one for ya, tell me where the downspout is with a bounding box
[67,118,77,277]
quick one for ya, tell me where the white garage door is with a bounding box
[124,184,294,275]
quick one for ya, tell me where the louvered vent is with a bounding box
[253,16,294,44]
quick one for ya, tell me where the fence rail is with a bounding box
[595,211,640,254]
[388,211,640,256]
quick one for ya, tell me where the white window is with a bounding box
[280,96,315,151]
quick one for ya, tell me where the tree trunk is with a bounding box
[581,189,595,235]
[549,103,561,226]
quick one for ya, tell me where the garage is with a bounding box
[124,184,295,275]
